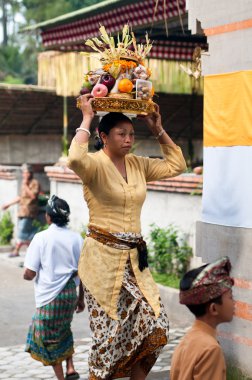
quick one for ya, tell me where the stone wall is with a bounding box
[187,0,252,374]
[196,222,252,374]
[0,135,62,165]
[135,139,203,164]
[0,134,203,167]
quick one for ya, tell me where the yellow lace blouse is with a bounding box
[67,139,186,320]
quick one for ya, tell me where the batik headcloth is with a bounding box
[46,195,70,218]
[180,256,234,305]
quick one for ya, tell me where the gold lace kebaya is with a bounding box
[67,139,186,320]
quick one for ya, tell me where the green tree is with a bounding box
[0,0,103,84]
[0,44,23,81]
[0,0,21,45]
[23,0,103,23]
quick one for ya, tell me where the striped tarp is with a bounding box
[41,0,186,48]
[52,39,208,61]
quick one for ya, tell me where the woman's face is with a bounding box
[102,121,135,157]
[22,170,32,182]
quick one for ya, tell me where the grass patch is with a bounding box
[227,365,252,380]
[151,272,180,289]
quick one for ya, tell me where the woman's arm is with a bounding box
[67,94,98,184]
[73,94,95,145]
[139,104,177,146]
[2,196,21,210]
[139,104,187,182]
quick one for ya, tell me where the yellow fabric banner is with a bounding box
[204,70,252,147]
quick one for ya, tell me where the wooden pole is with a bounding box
[63,96,68,155]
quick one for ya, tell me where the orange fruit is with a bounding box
[118,78,133,93]
[147,67,152,77]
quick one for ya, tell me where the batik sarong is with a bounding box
[86,260,169,379]
[17,217,38,242]
[25,279,77,366]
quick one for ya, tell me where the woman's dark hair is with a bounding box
[94,112,133,150]
[180,264,223,317]
[46,195,70,227]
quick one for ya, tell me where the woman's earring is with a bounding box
[104,143,107,148]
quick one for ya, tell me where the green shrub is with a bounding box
[37,193,49,207]
[148,224,193,277]
[227,365,252,380]
[152,272,180,289]
[32,219,49,232]
[80,225,87,239]
[0,212,14,245]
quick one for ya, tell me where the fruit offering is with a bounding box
[78,24,155,115]
[91,83,108,97]
[118,79,134,93]
[136,79,152,100]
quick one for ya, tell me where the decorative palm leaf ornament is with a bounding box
[180,47,209,79]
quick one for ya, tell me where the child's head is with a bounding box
[179,257,234,324]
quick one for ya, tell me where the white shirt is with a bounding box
[24,223,83,308]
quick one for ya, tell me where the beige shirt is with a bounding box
[18,179,40,218]
[170,320,226,380]
[67,139,186,319]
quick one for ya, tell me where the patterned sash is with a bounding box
[87,225,148,272]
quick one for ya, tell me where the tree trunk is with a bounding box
[1,0,8,46]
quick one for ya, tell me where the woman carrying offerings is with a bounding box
[67,94,187,380]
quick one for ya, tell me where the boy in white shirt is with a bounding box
[24,195,84,380]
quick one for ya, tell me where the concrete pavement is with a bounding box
[0,328,187,379]
[0,251,188,379]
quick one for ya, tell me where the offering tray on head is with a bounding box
[77,96,155,116]
[77,24,155,116]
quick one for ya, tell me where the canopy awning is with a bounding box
[50,38,206,61]
[23,0,207,61]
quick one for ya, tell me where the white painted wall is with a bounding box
[50,179,89,235]
[0,176,19,240]
[0,163,202,263]
[48,179,202,262]
[142,191,202,252]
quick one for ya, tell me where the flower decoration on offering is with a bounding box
[77,24,155,115]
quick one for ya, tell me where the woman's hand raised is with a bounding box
[138,103,163,135]
[138,103,177,146]
[75,94,95,144]
[78,94,95,121]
